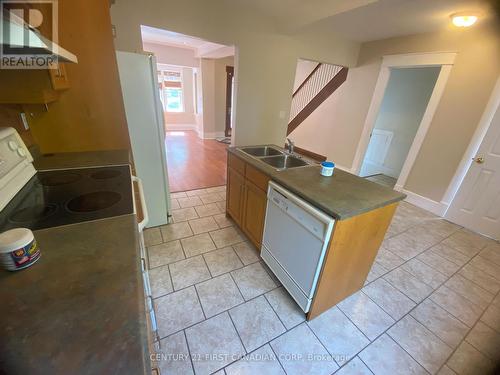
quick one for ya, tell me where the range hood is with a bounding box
[1,15,78,64]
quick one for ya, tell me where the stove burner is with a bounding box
[67,191,122,213]
[10,204,58,223]
[90,169,122,180]
[40,172,81,186]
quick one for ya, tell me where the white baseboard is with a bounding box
[400,188,448,217]
[165,124,198,131]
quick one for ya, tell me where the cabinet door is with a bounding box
[242,180,267,249]
[227,168,245,225]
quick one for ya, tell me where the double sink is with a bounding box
[239,146,313,171]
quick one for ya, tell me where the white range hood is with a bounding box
[1,15,78,64]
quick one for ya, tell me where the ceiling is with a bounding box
[219,0,494,42]
[140,25,235,58]
[309,0,495,42]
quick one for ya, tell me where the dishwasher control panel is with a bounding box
[268,186,332,241]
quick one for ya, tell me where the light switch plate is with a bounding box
[20,113,29,130]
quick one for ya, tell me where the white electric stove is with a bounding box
[0,127,134,232]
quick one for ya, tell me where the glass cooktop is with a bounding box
[0,165,134,231]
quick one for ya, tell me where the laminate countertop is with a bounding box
[229,146,406,220]
[0,151,149,375]
[0,215,148,375]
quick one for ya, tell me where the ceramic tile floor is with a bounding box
[144,185,500,375]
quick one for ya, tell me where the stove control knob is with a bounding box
[8,140,18,151]
[17,148,26,157]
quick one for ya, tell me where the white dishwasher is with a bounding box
[261,181,335,313]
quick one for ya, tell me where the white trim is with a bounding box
[401,188,448,216]
[441,76,500,209]
[382,52,457,67]
[352,52,456,191]
[165,124,198,131]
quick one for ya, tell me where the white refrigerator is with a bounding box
[116,51,171,228]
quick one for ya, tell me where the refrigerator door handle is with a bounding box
[132,175,149,232]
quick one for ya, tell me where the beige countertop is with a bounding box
[229,146,406,220]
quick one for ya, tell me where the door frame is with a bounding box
[351,52,456,191]
[225,66,234,137]
[443,76,500,214]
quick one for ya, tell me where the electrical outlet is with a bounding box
[20,113,29,130]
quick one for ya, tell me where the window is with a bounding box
[159,70,184,112]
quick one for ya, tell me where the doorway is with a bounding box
[352,52,456,191]
[446,79,500,240]
[140,25,236,193]
[360,67,441,188]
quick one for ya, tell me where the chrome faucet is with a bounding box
[286,138,295,154]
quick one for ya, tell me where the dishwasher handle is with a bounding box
[132,175,149,232]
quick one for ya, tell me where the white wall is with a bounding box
[110,0,360,146]
[360,67,440,178]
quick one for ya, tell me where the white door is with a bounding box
[360,129,393,177]
[446,101,500,239]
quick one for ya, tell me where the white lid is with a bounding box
[0,228,34,253]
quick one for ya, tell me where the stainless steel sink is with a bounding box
[260,154,310,170]
[240,146,284,157]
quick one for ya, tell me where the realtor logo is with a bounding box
[0,0,58,69]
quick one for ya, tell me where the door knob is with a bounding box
[472,156,485,164]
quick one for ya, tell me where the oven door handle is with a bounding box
[132,175,149,232]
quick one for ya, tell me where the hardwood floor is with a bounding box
[165,130,228,192]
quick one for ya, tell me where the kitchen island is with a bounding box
[226,145,406,319]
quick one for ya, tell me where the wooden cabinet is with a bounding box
[242,180,268,247]
[227,166,245,226]
[0,64,70,104]
[226,153,270,249]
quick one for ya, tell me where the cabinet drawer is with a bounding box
[228,153,246,175]
[245,164,270,192]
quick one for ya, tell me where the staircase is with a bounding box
[287,63,348,136]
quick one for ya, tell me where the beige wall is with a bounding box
[200,59,216,137]
[143,42,200,67]
[110,0,359,146]
[292,24,499,203]
[293,59,319,92]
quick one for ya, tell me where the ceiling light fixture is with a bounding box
[450,12,479,27]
